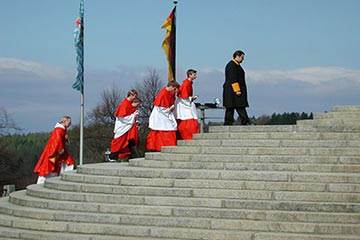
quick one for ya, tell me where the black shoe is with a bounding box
[130,146,141,159]
[108,152,118,162]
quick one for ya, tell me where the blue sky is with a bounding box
[1,0,360,132]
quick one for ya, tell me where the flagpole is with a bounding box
[73,0,85,165]
[79,4,84,166]
[80,90,84,165]
[173,1,177,82]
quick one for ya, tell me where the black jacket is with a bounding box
[223,60,249,108]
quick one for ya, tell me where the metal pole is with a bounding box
[173,1,177,82]
[200,108,205,133]
[79,92,84,165]
[79,0,84,165]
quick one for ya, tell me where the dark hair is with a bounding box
[233,50,245,58]
[186,69,197,77]
[127,89,138,97]
[167,81,180,88]
[132,97,142,103]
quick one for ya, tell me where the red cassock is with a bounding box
[33,124,74,177]
[110,98,139,158]
[146,87,177,151]
[175,79,199,140]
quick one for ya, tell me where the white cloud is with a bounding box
[0,58,71,80]
[247,66,360,85]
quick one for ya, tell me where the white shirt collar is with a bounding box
[54,122,65,129]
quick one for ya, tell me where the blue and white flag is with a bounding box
[73,0,84,93]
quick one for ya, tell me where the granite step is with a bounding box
[332,106,360,112]
[0,214,256,240]
[193,132,360,140]
[314,112,360,120]
[61,172,360,193]
[297,119,360,126]
[209,125,360,133]
[128,158,360,173]
[10,190,360,213]
[161,145,360,156]
[75,164,360,184]
[25,182,360,206]
[145,152,360,164]
[2,197,360,224]
[44,177,360,202]
[177,139,360,148]
[254,232,360,240]
[0,207,359,237]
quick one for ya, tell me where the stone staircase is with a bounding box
[1,105,360,240]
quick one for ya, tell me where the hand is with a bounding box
[59,149,65,155]
[236,91,242,96]
[49,157,56,163]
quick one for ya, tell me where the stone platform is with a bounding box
[0,105,360,239]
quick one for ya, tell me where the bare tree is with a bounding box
[87,84,125,126]
[133,68,164,125]
[0,107,20,136]
[0,108,22,189]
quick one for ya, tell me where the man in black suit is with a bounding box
[223,50,250,125]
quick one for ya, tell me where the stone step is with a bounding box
[28,181,360,204]
[209,125,297,133]
[2,199,359,236]
[25,184,265,207]
[4,195,360,225]
[0,199,239,233]
[46,177,360,200]
[177,139,360,148]
[62,172,360,193]
[1,224,359,240]
[76,164,360,183]
[161,145,360,156]
[0,224,175,239]
[10,189,360,215]
[254,232,360,240]
[0,208,359,238]
[295,120,360,132]
[223,199,360,213]
[332,105,360,112]
[145,152,360,164]
[193,132,360,140]
[314,112,360,120]
[0,214,261,240]
[297,118,360,126]
[9,191,173,217]
[128,158,360,173]
[209,125,360,133]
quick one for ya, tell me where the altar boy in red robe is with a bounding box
[175,69,200,140]
[146,81,180,151]
[109,90,140,161]
[34,116,75,184]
